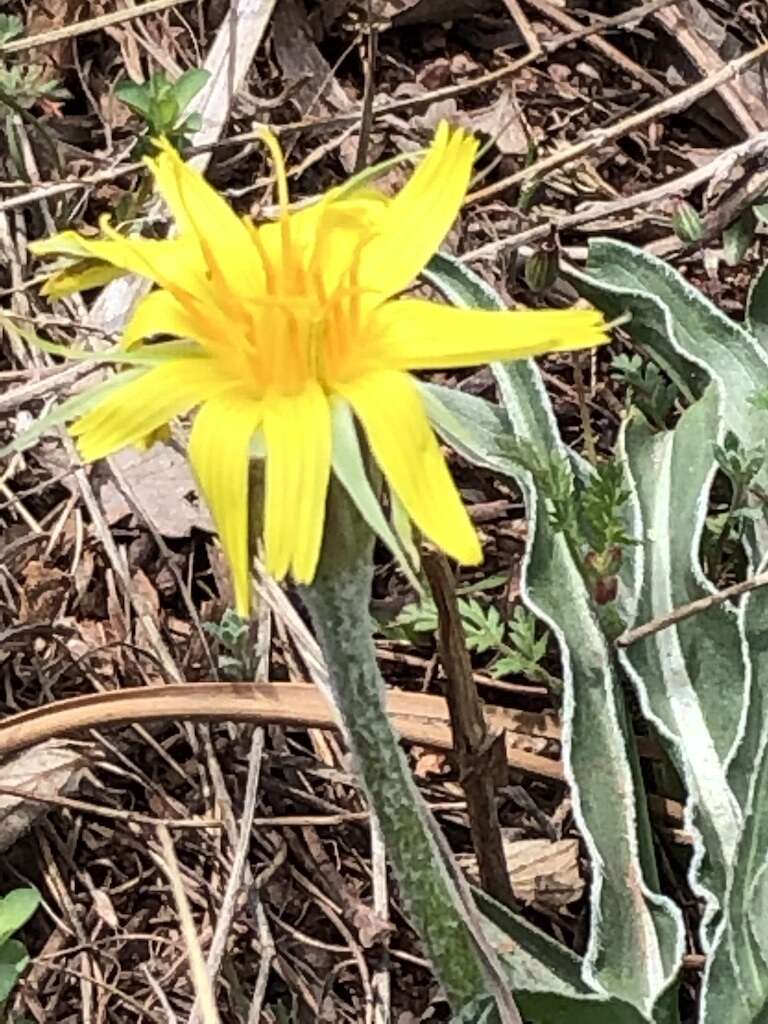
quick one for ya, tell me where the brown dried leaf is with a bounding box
[459,838,583,909]
[25,0,78,73]
[273,0,354,115]
[351,904,395,949]
[412,748,448,778]
[0,741,92,852]
[99,445,213,537]
[468,87,530,156]
[66,618,122,680]
[19,561,69,624]
[504,838,583,908]
[370,0,422,21]
[90,888,119,930]
[103,25,144,83]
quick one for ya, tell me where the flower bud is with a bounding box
[525,241,558,292]
[671,198,703,244]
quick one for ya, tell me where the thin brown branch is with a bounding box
[524,0,670,97]
[0,681,563,780]
[467,40,768,203]
[501,0,542,58]
[423,550,515,909]
[154,825,221,1024]
[617,570,768,648]
[465,129,768,260]
[0,784,222,829]
[540,0,678,50]
[0,0,197,55]
[354,1,378,173]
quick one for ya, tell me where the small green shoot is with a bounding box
[580,461,634,555]
[0,888,39,1007]
[0,16,69,175]
[204,608,257,679]
[116,69,209,156]
[0,15,68,109]
[0,63,69,110]
[713,433,767,501]
[704,433,768,578]
[611,353,678,430]
[379,595,558,688]
[723,207,757,267]
[0,14,24,46]
[497,438,635,608]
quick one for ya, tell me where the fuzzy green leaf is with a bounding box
[424,252,684,1017]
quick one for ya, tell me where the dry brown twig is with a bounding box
[501,0,542,58]
[423,549,514,909]
[467,40,768,203]
[188,731,265,1024]
[154,825,221,1024]
[523,0,670,97]
[617,570,768,648]
[465,128,768,260]
[0,784,222,830]
[0,0,197,56]
[0,2,706,218]
[653,1,767,134]
[0,681,562,780]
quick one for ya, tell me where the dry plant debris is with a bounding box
[0,0,766,1021]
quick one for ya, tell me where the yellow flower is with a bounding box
[31,125,607,614]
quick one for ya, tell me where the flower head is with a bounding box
[31,125,607,613]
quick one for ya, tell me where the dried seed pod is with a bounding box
[593,574,618,605]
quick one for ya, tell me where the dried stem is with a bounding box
[617,570,768,648]
[423,550,515,909]
[299,483,522,1020]
[573,352,598,466]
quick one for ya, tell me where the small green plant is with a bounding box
[0,14,23,46]
[0,14,69,177]
[116,69,209,156]
[204,607,257,679]
[670,196,703,244]
[379,595,558,687]
[0,16,68,109]
[723,207,757,267]
[703,433,768,578]
[0,63,69,110]
[611,352,678,430]
[579,460,635,603]
[0,888,39,1010]
[713,433,767,496]
[498,440,635,607]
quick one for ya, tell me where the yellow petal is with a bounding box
[35,223,204,296]
[29,230,105,260]
[337,369,481,565]
[70,356,236,461]
[311,195,390,295]
[188,393,263,615]
[146,141,263,295]
[122,288,224,351]
[132,424,172,451]
[368,299,608,369]
[41,260,128,299]
[356,124,478,301]
[262,383,331,582]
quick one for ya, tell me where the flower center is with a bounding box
[228,130,368,397]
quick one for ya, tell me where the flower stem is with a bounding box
[299,484,513,1015]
